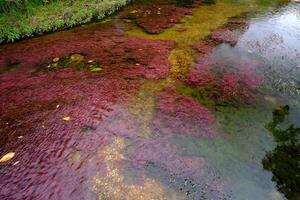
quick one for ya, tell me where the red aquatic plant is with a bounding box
[218,73,255,103]
[119,0,198,34]
[192,39,219,55]
[185,15,263,105]
[152,87,215,137]
[209,16,249,46]
[0,26,174,79]
[0,19,175,200]
[185,55,263,104]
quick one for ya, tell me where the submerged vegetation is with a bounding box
[0,0,129,43]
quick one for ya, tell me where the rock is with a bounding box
[264,96,277,104]
[53,57,60,62]
[70,54,84,62]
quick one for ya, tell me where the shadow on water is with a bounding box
[263,105,300,200]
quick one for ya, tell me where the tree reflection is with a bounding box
[263,105,300,200]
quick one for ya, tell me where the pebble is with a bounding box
[53,57,60,62]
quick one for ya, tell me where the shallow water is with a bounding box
[0,0,299,200]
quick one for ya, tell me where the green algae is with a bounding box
[176,84,217,109]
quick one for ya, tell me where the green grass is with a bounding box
[0,0,130,43]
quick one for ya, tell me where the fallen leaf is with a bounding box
[0,152,15,163]
[13,161,20,166]
[63,116,71,121]
[91,67,103,72]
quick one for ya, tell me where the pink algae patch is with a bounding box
[152,87,215,137]
[119,0,201,34]
[186,16,263,104]
[210,16,249,46]
[192,39,219,55]
[0,21,175,200]
[186,53,263,104]
[0,24,174,79]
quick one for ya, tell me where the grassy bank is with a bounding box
[0,0,130,43]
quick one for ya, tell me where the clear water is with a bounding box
[0,0,299,200]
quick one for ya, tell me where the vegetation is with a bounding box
[0,0,129,43]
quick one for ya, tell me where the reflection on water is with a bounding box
[238,2,300,97]
[263,105,300,200]
[0,0,300,200]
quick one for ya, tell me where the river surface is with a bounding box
[0,0,299,200]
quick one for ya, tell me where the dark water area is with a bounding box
[0,0,299,199]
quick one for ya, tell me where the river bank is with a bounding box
[0,0,129,43]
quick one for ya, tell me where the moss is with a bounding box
[168,48,194,80]
[176,84,217,109]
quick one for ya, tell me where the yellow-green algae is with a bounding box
[129,79,171,138]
